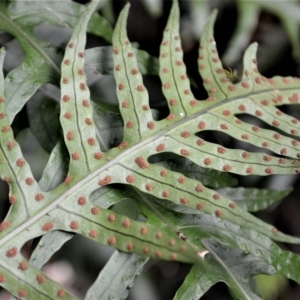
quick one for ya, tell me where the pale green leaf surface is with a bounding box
[1,0,300,299]
[218,187,293,212]
[175,239,273,300]
[85,250,148,300]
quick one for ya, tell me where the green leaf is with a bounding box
[85,250,148,300]
[218,187,293,212]
[175,239,275,300]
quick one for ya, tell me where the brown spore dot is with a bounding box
[25,177,34,185]
[6,246,17,258]
[199,64,206,69]
[156,143,166,152]
[78,69,85,76]
[175,46,181,52]
[197,139,205,146]
[272,120,280,127]
[292,118,299,124]
[63,175,73,185]
[239,104,246,111]
[181,131,190,138]
[261,100,269,106]
[9,195,17,204]
[196,184,204,192]
[160,169,167,177]
[34,193,44,202]
[162,190,170,198]
[156,232,163,240]
[37,274,46,284]
[242,152,250,158]
[87,137,96,145]
[220,124,228,130]
[204,78,212,84]
[142,104,149,110]
[276,110,283,116]
[71,152,80,160]
[126,121,133,128]
[140,226,148,235]
[118,83,125,90]
[1,126,10,132]
[18,261,28,271]
[122,100,129,108]
[131,68,139,75]
[89,230,98,238]
[242,82,249,88]
[169,239,176,246]
[178,176,186,184]
[271,227,278,234]
[204,158,212,165]
[212,57,219,63]
[279,158,286,164]
[128,52,134,57]
[213,194,220,200]
[118,141,128,149]
[252,126,259,132]
[221,78,229,83]
[199,54,205,60]
[78,51,84,58]
[184,89,191,95]
[0,275,5,283]
[57,289,66,298]
[190,99,198,106]
[263,155,272,162]
[127,243,134,251]
[78,196,87,206]
[161,52,168,58]
[94,152,103,159]
[137,85,144,92]
[126,175,135,183]
[161,67,168,73]
[155,250,163,258]
[169,99,177,106]
[176,60,184,66]
[123,219,131,228]
[3,176,10,183]
[280,148,287,155]
[64,59,70,65]
[135,156,148,169]
[255,110,263,117]
[145,183,154,191]
[228,85,236,91]
[209,87,217,93]
[273,133,281,139]
[223,164,232,171]
[108,237,116,246]
[143,247,149,254]
[91,207,100,215]
[0,112,5,119]
[180,149,190,156]
[82,99,90,107]
[7,141,15,150]
[70,221,79,230]
[63,112,71,119]
[167,114,176,120]
[289,94,299,103]
[255,77,261,84]
[163,82,171,89]
[147,121,155,130]
[283,78,291,84]
[262,142,269,148]
[115,64,121,71]
[246,167,254,174]
[98,175,112,186]
[85,118,93,125]
[113,47,119,54]
[62,77,69,84]
[196,202,204,210]
[241,134,249,140]
[265,167,273,174]
[16,158,25,167]
[291,140,299,146]
[223,110,231,116]
[180,197,188,205]
[66,131,74,140]
[229,202,236,209]
[42,222,54,232]
[0,220,10,231]
[0,96,4,103]
[215,209,223,217]
[198,121,206,129]
[291,129,298,135]
[180,246,187,253]
[108,214,116,222]
[272,95,283,104]
[18,290,27,298]
[217,146,226,154]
